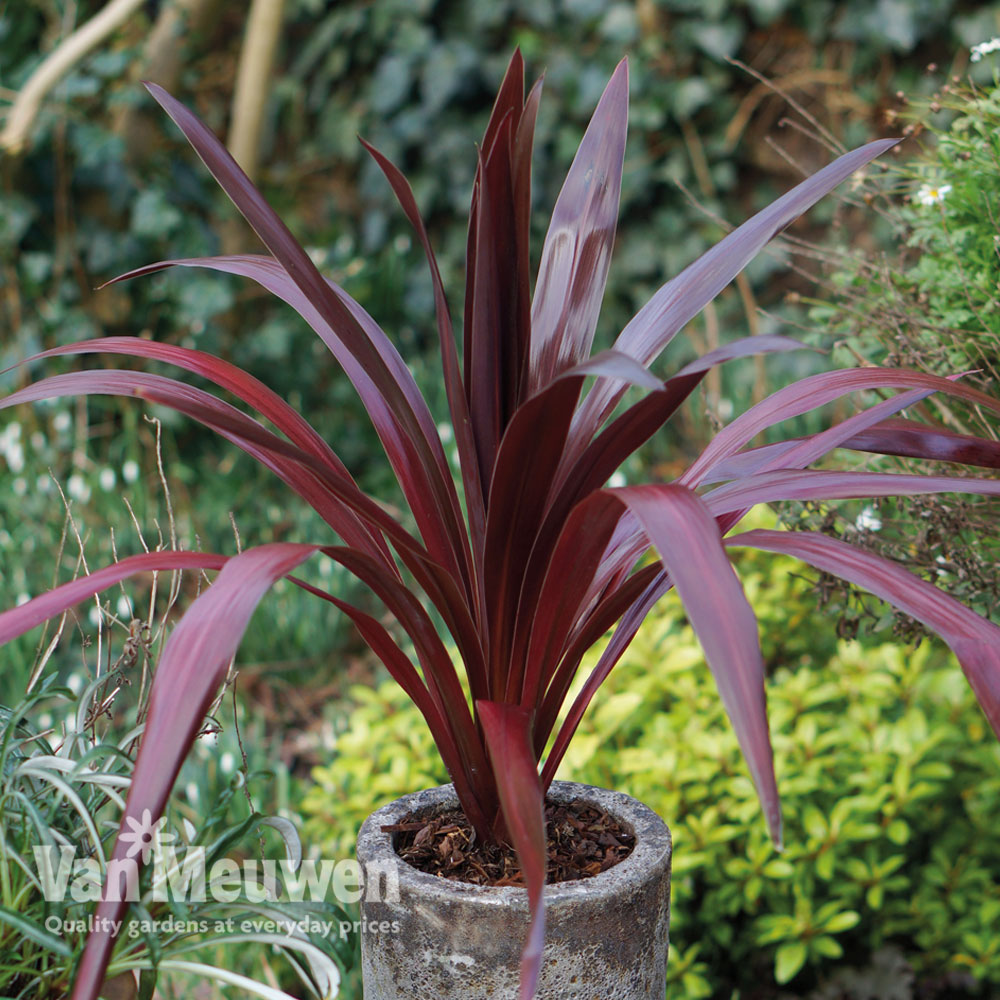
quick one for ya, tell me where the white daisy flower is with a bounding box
[855,506,882,532]
[915,183,952,206]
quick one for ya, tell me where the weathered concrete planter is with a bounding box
[356,780,671,999]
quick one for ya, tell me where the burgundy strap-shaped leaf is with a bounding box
[699,419,1000,484]
[71,544,319,1000]
[518,494,623,711]
[122,380,489,674]
[727,530,1000,737]
[320,546,491,791]
[142,87,475,602]
[0,370,415,564]
[2,369,488,676]
[358,141,488,617]
[541,567,668,786]
[569,138,899,453]
[528,58,628,393]
[706,467,1000,515]
[548,335,807,519]
[288,572,495,835]
[483,352,660,700]
[478,701,547,1000]
[14,336,394,568]
[467,112,521,495]
[105,251,470,588]
[575,485,781,844]
[683,368,1000,488]
[0,551,228,645]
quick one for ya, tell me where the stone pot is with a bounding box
[355,780,671,999]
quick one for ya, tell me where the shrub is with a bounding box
[787,49,1000,634]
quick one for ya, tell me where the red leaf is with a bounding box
[0,551,227,645]
[529,59,629,392]
[728,530,1000,738]
[684,368,1000,487]
[478,701,547,1000]
[570,138,899,450]
[71,544,318,1000]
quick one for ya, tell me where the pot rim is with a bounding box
[356,779,671,908]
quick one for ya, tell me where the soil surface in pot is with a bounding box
[381,797,635,886]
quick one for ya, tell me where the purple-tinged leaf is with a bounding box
[0,369,417,564]
[0,551,227,645]
[529,59,628,393]
[683,368,1000,488]
[467,112,521,495]
[320,546,491,795]
[541,568,668,785]
[842,418,1000,470]
[518,494,623,710]
[71,543,318,1000]
[478,701,547,1000]
[705,467,1000,516]
[141,87,474,600]
[727,530,1000,738]
[694,418,1000,485]
[10,336,394,566]
[358,141,488,613]
[552,335,807,507]
[606,485,780,844]
[570,138,899,448]
[484,352,661,700]
[289,571,495,835]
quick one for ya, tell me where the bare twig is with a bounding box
[0,0,146,154]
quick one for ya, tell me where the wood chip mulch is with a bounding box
[382,797,635,887]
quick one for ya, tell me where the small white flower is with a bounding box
[122,459,140,483]
[306,246,328,268]
[608,470,627,489]
[186,782,200,805]
[88,605,103,628]
[437,422,454,444]
[219,752,235,774]
[4,442,24,473]
[67,473,90,502]
[116,594,132,618]
[52,412,71,433]
[66,672,84,694]
[971,37,1000,62]
[36,474,52,494]
[15,592,30,607]
[99,467,116,491]
[915,183,952,206]
[12,477,26,496]
[855,506,882,532]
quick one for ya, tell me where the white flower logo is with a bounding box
[119,809,167,864]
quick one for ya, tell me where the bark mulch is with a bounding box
[382,797,635,887]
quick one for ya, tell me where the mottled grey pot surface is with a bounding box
[356,780,671,999]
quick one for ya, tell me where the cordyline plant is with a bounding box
[2,51,1000,1000]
